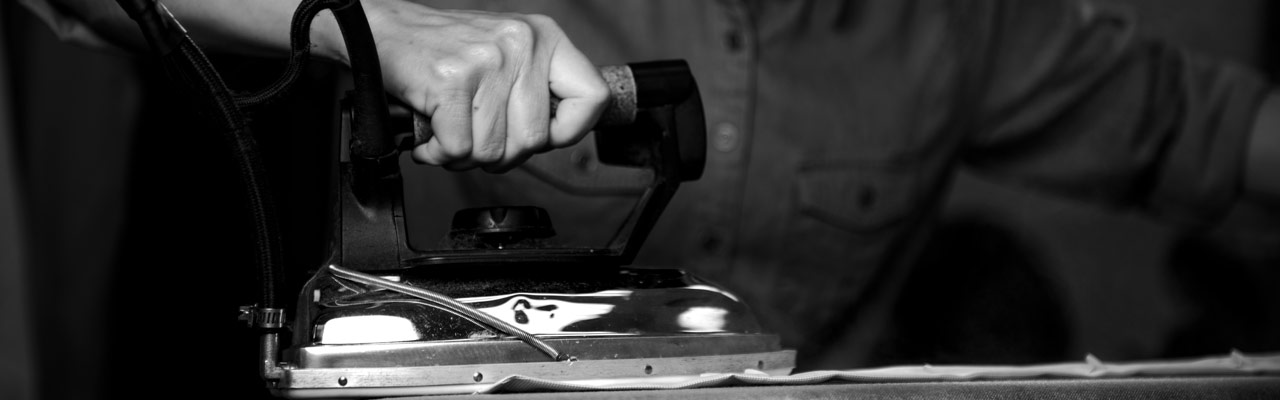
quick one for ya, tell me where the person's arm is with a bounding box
[1247,92,1280,204]
[961,0,1274,228]
[41,0,609,172]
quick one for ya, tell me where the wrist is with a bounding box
[310,9,349,64]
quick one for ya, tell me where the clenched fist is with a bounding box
[347,2,610,172]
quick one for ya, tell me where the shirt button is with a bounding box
[713,122,740,153]
[700,233,723,253]
[724,31,743,52]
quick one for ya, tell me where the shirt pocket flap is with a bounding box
[795,163,919,233]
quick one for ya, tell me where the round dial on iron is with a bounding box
[448,206,556,249]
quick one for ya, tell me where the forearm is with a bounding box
[44,0,609,171]
[47,0,346,61]
[1247,91,1280,204]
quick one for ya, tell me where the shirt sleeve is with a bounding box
[18,0,114,48]
[961,0,1272,228]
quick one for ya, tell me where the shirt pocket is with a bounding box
[794,160,921,234]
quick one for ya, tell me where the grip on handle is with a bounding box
[408,65,640,148]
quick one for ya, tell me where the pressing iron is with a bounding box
[111,0,792,397]
[261,57,795,397]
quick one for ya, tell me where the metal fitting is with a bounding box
[239,305,287,329]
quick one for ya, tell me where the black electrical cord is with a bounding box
[240,0,393,159]
[112,0,393,318]
[233,0,331,107]
[116,0,285,311]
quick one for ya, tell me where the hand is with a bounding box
[347,1,610,172]
[43,0,606,173]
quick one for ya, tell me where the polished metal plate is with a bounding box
[276,350,795,398]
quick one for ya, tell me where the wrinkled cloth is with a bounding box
[479,351,1280,394]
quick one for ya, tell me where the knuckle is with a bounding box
[492,19,535,47]
[462,43,504,68]
[429,57,477,84]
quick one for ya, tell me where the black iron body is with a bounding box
[335,61,707,271]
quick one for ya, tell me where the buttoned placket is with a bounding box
[691,0,757,273]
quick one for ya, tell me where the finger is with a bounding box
[496,50,552,170]
[470,73,514,165]
[546,40,609,148]
[411,92,474,165]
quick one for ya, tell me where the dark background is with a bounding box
[2,0,1278,399]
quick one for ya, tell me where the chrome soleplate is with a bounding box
[275,350,795,398]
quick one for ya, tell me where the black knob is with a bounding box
[449,206,555,249]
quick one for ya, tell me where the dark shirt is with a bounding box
[408,0,1272,369]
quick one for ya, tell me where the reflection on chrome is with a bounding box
[457,290,634,303]
[684,284,740,302]
[470,295,617,335]
[677,306,730,333]
[320,315,421,344]
[298,268,768,350]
